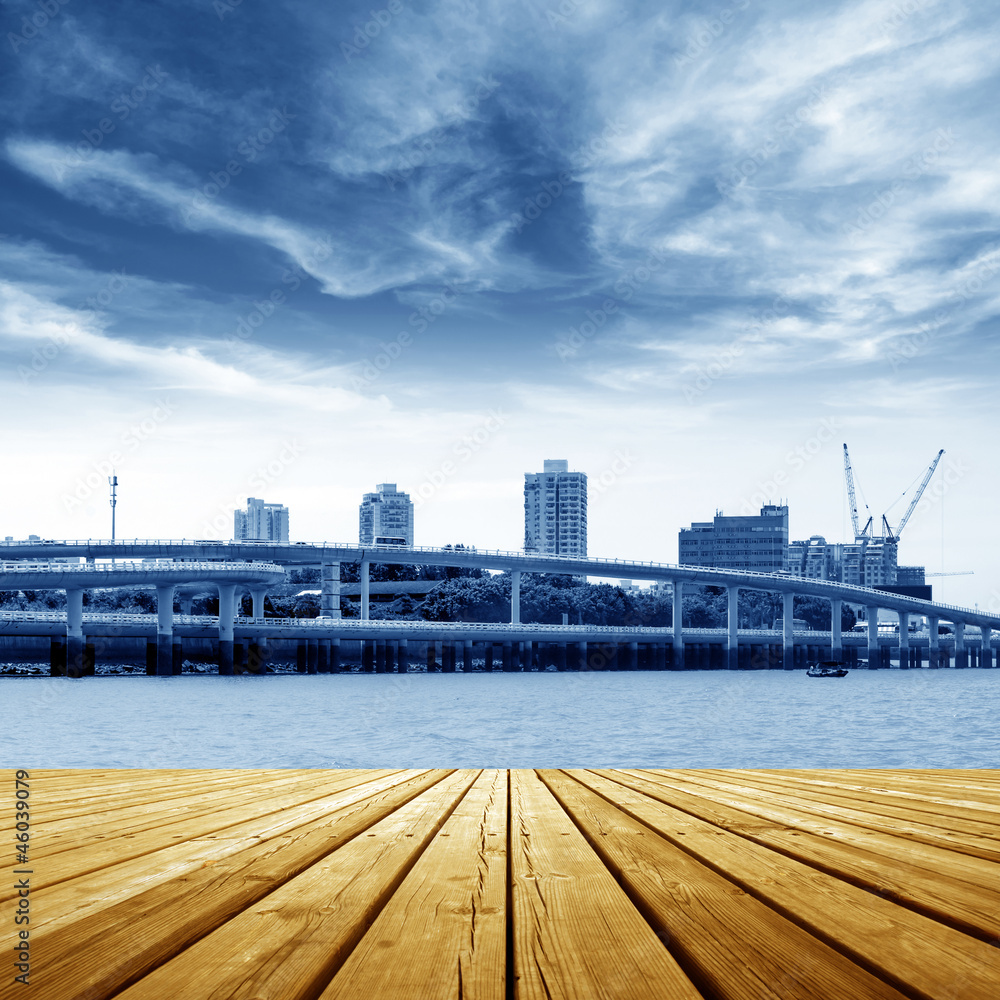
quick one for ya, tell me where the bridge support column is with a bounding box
[385,641,397,673]
[576,641,587,671]
[782,592,795,669]
[555,643,567,672]
[501,641,513,672]
[251,588,267,620]
[426,641,438,672]
[655,643,667,670]
[831,599,843,662]
[320,562,342,619]
[955,623,967,667]
[172,637,183,675]
[362,641,374,673]
[330,638,341,673]
[898,612,909,668]
[672,581,683,665]
[233,641,245,674]
[375,639,387,674]
[65,588,85,678]
[296,643,307,673]
[307,639,319,674]
[318,639,331,674]
[49,637,66,677]
[395,639,406,673]
[217,584,236,675]
[511,571,521,625]
[726,586,739,669]
[361,560,370,621]
[982,629,993,668]
[928,617,940,668]
[866,605,879,669]
[484,643,494,672]
[156,584,175,677]
[463,640,473,672]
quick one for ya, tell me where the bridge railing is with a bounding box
[0,560,284,575]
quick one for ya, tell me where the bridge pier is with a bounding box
[330,637,341,673]
[318,639,331,673]
[955,623,967,668]
[360,560,370,621]
[251,588,267,620]
[49,637,66,676]
[296,643,307,673]
[463,640,473,672]
[218,584,236,675]
[511,571,521,625]
[727,586,739,669]
[155,584,176,677]
[307,639,319,674]
[866,604,879,669]
[362,641,374,673]
[898,611,909,669]
[172,636,183,675]
[426,641,438,673]
[375,639,387,674]
[502,641,513,672]
[831,599,843,662]
[782,592,795,670]
[233,640,246,673]
[928,617,939,668]
[672,580,683,666]
[982,629,993,668]
[320,562,342,619]
[65,588,85,678]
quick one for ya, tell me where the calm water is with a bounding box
[2,670,997,768]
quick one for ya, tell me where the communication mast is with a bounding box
[109,473,118,540]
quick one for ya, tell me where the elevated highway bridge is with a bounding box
[1,538,997,676]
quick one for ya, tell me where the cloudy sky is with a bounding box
[1,0,998,608]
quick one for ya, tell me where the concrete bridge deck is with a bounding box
[4,768,997,1000]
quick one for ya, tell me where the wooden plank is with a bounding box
[2,770,456,1000]
[605,769,1000,941]
[110,770,482,1000]
[318,769,508,1000]
[665,769,1000,862]
[566,769,1000,1000]
[509,769,701,1000]
[0,769,405,902]
[541,770,912,1000]
[633,769,1000,893]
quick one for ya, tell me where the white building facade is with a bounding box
[234,498,289,542]
[524,459,588,557]
[359,483,414,546]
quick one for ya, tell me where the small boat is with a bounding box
[806,661,849,677]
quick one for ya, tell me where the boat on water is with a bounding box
[806,661,849,677]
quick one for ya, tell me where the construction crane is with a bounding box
[842,444,869,538]
[842,445,944,542]
[891,449,944,539]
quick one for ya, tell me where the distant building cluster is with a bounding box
[679,505,928,594]
[234,498,289,542]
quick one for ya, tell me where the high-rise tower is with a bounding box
[524,459,587,557]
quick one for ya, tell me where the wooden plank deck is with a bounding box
[3,769,998,999]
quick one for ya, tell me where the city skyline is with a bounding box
[1,1,998,610]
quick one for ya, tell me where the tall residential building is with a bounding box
[234,497,289,542]
[524,459,588,557]
[359,483,414,546]
[678,504,788,571]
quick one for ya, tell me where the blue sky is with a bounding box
[2,0,999,608]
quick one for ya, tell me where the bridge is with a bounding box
[1,538,998,676]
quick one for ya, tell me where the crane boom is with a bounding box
[894,449,944,538]
[843,443,861,538]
